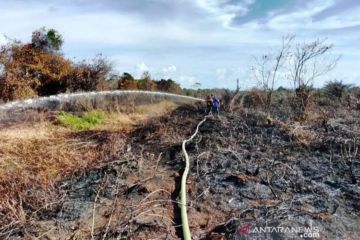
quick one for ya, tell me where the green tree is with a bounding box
[32,27,63,52]
[137,78,157,91]
[156,79,182,94]
[141,71,151,81]
[118,79,138,90]
[46,28,64,51]
[117,72,137,90]
[137,71,157,91]
[121,72,134,81]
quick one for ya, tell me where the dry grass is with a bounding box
[0,101,178,231]
[0,122,54,140]
[0,122,102,217]
[288,123,318,145]
[0,101,176,190]
[98,101,178,131]
[0,132,96,186]
[0,131,102,233]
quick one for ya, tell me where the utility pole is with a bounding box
[236,78,239,92]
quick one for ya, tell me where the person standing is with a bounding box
[212,94,220,115]
[205,95,213,114]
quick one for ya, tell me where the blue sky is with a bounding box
[0,0,359,89]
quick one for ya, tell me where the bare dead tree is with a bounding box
[252,35,294,112]
[285,38,340,120]
[288,39,340,90]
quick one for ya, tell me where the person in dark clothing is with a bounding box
[206,95,213,114]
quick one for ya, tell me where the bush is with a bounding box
[118,78,139,90]
[67,55,112,92]
[57,110,105,130]
[242,90,266,109]
[289,86,315,121]
[137,78,157,91]
[0,43,73,101]
[156,79,182,94]
[0,30,114,101]
[117,73,182,93]
[324,80,351,101]
[117,72,137,90]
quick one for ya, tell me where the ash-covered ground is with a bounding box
[3,105,360,240]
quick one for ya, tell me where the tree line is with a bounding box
[0,28,182,102]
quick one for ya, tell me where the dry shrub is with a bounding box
[31,51,73,96]
[219,89,234,111]
[0,40,112,102]
[324,80,351,102]
[229,91,244,112]
[67,56,111,92]
[241,90,266,109]
[118,78,138,90]
[0,43,72,101]
[288,87,316,121]
[287,123,318,145]
[155,79,182,94]
[303,107,331,127]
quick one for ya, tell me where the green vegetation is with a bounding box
[46,28,64,51]
[117,71,182,94]
[32,27,64,51]
[57,110,105,130]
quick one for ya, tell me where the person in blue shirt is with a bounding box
[211,94,220,115]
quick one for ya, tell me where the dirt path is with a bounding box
[180,115,208,239]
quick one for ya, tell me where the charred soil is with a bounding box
[1,105,360,240]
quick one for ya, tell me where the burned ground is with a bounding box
[1,104,360,239]
[189,111,360,239]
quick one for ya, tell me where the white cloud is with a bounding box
[161,65,177,79]
[0,0,359,89]
[162,65,177,74]
[266,0,333,31]
[178,75,199,88]
[135,62,150,78]
[196,0,255,27]
[264,0,360,35]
